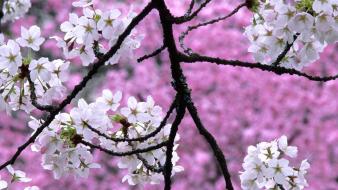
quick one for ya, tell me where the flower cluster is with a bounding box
[0,26,69,113]
[240,135,310,190]
[55,0,142,66]
[245,0,338,70]
[29,89,183,185]
[2,0,31,23]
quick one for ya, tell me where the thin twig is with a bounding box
[137,44,166,62]
[173,0,213,24]
[80,140,167,156]
[186,102,234,190]
[179,2,246,54]
[162,100,186,190]
[0,0,5,33]
[186,0,195,16]
[272,34,298,66]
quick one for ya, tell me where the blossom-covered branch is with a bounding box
[0,0,337,189]
[0,0,155,171]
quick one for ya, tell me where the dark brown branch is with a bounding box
[0,0,155,171]
[186,0,195,16]
[179,2,246,54]
[278,184,286,190]
[173,0,213,24]
[137,44,166,63]
[186,102,234,190]
[86,97,177,142]
[162,101,185,190]
[80,140,167,156]
[180,54,338,82]
[0,0,4,33]
[155,1,190,189]
[157,0,235,188]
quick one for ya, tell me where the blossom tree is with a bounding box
[0,0,337,190]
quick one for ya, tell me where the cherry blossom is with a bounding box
[0,40,22,75]
[6,165,32,182]
[97,9,121,39]
[96,89,122,111]
[120,96,148,123]
[29,57,54,81]
[277,135,298,158]
[16,26,45,51]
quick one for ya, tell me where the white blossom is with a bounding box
[277,135,298,158]
[6,165,32,183]
[96,89,122,111]
[97,9,121,39]
[17,25,45,51]
[0,40,22,75]
[29,57,54,81]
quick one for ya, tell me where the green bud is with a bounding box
[94,14,101,23]
[22,57,32,66]
[111,114,125,122]
[246,0,261,13]
[60,126,77,147]
[296,0,315,13]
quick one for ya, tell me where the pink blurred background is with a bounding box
[0,0,337,189]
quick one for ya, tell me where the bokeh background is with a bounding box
[0,0,337,189]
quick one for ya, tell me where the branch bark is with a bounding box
[180,53,338,82]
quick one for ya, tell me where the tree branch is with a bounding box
[155,2,190,189]
[186,102,234,190]
[186,0,195,17]
[137,44,166,63]
[80,140,167,157]
[272,34,298,66]
[180,53,338,82]
[173,0,213,24]
[0,0,5,33]
[162,101,185,190]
